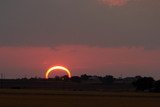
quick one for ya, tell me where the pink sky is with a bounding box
[0,45,160,79]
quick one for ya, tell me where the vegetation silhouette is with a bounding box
[0,74,160,92]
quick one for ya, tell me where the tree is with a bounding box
[154,80,160,92]
[80,74,90,81]
[71,76,81,83]
[54,76,61,81]
[61,75,69,81]
[133,77,155,91]
[101,75,114,85]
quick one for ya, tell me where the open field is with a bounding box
[0,89,160,107]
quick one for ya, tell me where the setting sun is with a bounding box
[45,66,72,79]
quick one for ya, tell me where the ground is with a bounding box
[0,89,160,107]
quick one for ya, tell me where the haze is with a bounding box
[0,0,160,79]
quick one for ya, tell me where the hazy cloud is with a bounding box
[0,0,160,48]
[98,0,131,6]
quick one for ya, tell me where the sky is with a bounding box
[0,0,160,79]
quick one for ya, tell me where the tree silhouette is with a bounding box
[71,76,81,83]
[154,80,160,92]
[133,77,155,91]
[80,74,91,81]
[101,75,114,85]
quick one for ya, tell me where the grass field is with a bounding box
[0,89,160,107]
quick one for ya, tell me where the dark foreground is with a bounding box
[0,89,160,107]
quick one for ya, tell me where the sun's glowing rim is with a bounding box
[45,66,71,79]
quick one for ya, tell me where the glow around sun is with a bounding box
[45,66,72,79]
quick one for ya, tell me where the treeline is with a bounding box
[64,75,160,92]
[1,74,160,92]
[133,77,160,92]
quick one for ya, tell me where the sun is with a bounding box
[45,66,72,79]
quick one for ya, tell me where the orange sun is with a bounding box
[45,66,72,79]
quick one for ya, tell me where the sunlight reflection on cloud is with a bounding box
[98,0,139,6]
